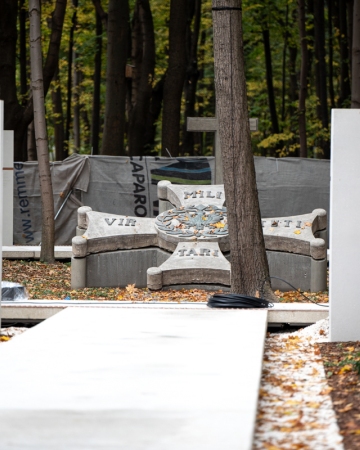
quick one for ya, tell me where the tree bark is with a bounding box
[328,0,336,108]
[128,0,155,156]
[19,0,28,102]
[314,0,328,128]
[352,0,360,107]
[161,0,187,157]
[298,0,308,158]
[27,121,37,161]
[65,1,76,157]
[212,0,276,301]
[337,0,351,106]
[262,27,280,135]
[182,0,202,155]
[91,11,103,155]
[29,0,55,263]
[51,69,65,161]
[101,0,129,156]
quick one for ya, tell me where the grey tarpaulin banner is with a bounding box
[13,155,329,245]
[13,154,90,245]
[81,156,215,218]
[254,157,330,219]
[13,155,215,244]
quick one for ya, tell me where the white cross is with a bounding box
[187,116,259,183]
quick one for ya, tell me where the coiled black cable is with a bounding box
[208,276,329,309]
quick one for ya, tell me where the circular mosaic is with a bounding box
[155,204,228,238]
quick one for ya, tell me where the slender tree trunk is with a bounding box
[182,0,202,155]
[51,69,65,160]
[27,121,37,161]
[161,0,187,157]
[281,5,289,122]
[73,54,81,152]
[29,0,55,263]
[337,0,351,106]
[144,75,165,150]
[262,28,280,136]
[65,1,76,156]
[298,0,308,158]
[348,0,354,72]
[128,0,155,156]
[352,0,360,106]
[314,0,328,128]
[212,0,276,301]
[101,0,129,156]
[19,0,27,102]
[306,0,314,91]
[91,12,102,155]
[328,0,336,108]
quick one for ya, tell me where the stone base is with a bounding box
[72,247,327,293]
[266,251,327,292]
[85,248,170,288]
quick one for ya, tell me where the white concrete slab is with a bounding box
[330,109,360,341]
[2,245,72,259]
[0,301,328,324]
[0,307,267,449]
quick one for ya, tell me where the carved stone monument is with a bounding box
[71,180,327,293]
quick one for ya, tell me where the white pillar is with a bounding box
[329,109,360,341]
[2,131,13,245]
[0,101,4,327]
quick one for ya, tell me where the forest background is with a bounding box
[0,0,356,163]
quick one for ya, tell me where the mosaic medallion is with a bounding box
[155,204,228,238]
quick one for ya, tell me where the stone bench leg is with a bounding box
[310,258,327,292]
[71,256,86,289]
[147,267,163,290]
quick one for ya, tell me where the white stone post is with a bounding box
[2,131,14,245]
[329,109,360,341]
[0,101,4,327]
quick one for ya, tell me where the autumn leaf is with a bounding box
[214,222,225,228]
[338,365,353,375]
[126,284,136,294]
[294,230,301,235]
[0,336,10,342]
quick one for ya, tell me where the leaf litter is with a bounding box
[2,259,329,303]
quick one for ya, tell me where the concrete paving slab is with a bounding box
[0,301,328,324]
[0,307,268,450]
[2,246,72,259]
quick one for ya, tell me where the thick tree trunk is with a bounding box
[182,0,202,155]
[262,28,280,136]
[352,0,360,107]
[29,0,55,263]
[101,0,129,156]
[128,0,155,156]
[91,12,102,155]
[298,0,308,158]
[161,0,187,157]
[348,0,354,72]
[212,0,276,301]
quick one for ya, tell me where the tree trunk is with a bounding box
[352,0,360,106]
[19,0,28,102]
[348,0,354,72]
[27,121,37,161]
[51,69,65,160]
[101,0,129,156]
[91,11,103,155]
[314,0,328,128]
[182,0,202,155]
[212,0,276,301]
[144,75,166,150]
[337,0,351,106]
[73,54,81,152]
[128,0,155,156]
[262,28,280,136]
[65,1,76,157]
[161,0,187,157]
[328,0,336,108]
[29,0,55,263]
[298,0,308,158]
